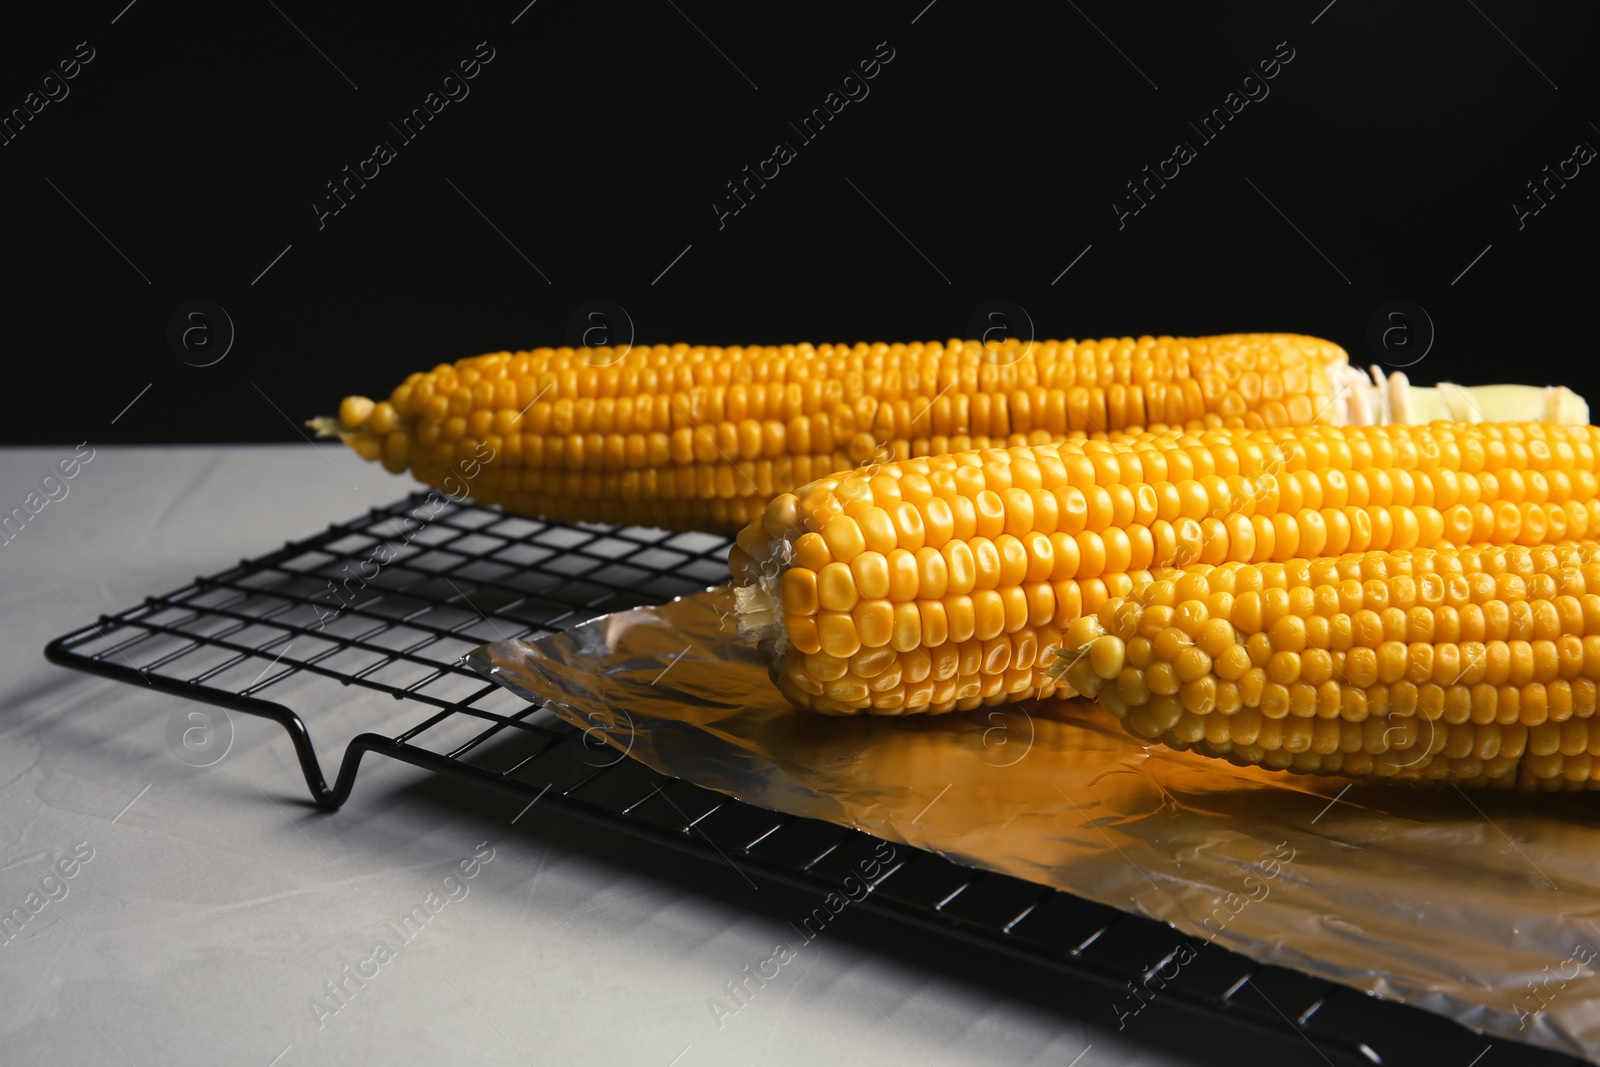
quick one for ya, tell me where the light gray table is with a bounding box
[0,444,1298,1066]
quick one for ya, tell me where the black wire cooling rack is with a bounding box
[43,492,1586,1067]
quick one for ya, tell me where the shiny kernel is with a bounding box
[915,546,949,600]
[785,614,822,655]
[1147,661,1181,696]
[1001,487,1035,536]
[1198,618,1237,657]
[1215,644,1252,681]
[1126,636,1155,669]
[890,501,926,551]
[825,617,864,659]
[982,636,1013,675]
[822,515,866,563]
[782,567,820,615]
[921,497,956,547]
[850,646,897,679]
[886,549,920,602]
[1153,626,1192,661]
[1117,667,1151,705]
[817,562,859,612]
[850,552,890,601]
[793,532,831,571]
[858,507,898,553]
[1090,636,1126,679]
[973,590,1006,641]
[1261,682,1291,718]
[804,651,850,681]
[1268,614,1308,653]
[854,599,895,648]
[943,541,977,595]
[1267,651,1302,685]
[892,602,923,652]
[974,490,1006,538]
[1173,646,1213,682]
[1181,677,1218,714]
[340,395,376,429]
[919,599,950,648]
[995,535,1030,586]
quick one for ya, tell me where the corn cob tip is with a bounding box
[1329,364,1591,426]
[309,395,399,464]
[309,396,389,433]
[1547,384,1592,424]
[729,520,797,651]
[307,415,344,439]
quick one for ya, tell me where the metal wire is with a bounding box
[40,492,1577,1067]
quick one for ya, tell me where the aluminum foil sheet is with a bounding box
[467,584,1600,1059]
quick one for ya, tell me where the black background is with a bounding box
[5,0,1597,446]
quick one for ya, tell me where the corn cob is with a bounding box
[730,422,1600,719]
[1050,541,1600,791]
[317,334,1354,534]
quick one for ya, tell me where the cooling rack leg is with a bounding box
[43,635,341,808]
